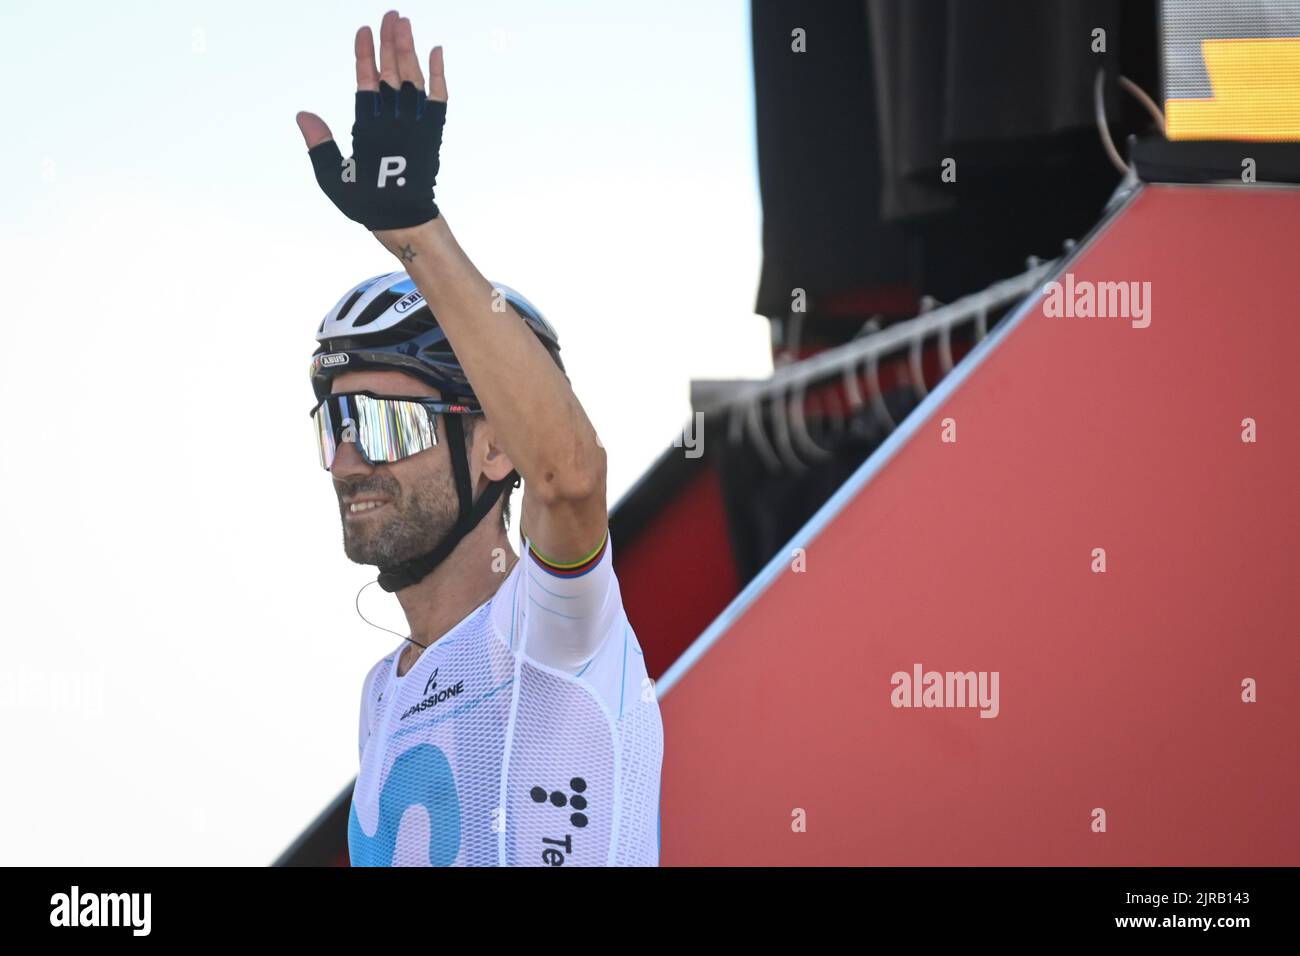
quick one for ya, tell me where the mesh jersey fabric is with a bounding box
[348,528,664,866]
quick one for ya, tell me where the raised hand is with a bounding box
[296,11,448,232]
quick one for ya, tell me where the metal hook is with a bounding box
[843,356,865,412]
[842,357,873,440]
[938,320,955,376]
[788,380,834,462]
[820,378,847,445]
[768,385,807,474]
[908,331,929,401]
[744,394,782,474]
[866,353,896,432]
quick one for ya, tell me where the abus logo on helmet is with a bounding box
[394,291,424,314]
[318,353,350,368]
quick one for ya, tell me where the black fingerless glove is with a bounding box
[308,79,445,231]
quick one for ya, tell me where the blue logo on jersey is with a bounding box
[348,744,462,866]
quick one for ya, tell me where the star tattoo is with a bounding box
[398,243,417,263]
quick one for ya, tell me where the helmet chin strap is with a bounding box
[375,414,519,593]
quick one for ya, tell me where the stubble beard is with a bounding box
[339,472,458,568]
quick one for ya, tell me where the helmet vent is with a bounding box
[354,294,399,329]
[337,288,367,323]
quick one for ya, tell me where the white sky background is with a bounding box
[0,0,767,864]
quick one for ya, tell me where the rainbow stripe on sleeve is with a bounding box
[526,528,609,578]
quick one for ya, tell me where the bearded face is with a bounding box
[334,449,461,567]
[326,370,464,568]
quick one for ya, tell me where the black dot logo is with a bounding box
[528,777,590,828]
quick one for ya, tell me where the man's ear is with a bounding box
[474,420,516,483]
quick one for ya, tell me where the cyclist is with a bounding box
[297,10,662,866]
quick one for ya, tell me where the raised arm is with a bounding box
[374,215,608,565]
[294,10,607,568]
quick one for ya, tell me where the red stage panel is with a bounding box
[616,463,739,682]
[659,184,1300,865]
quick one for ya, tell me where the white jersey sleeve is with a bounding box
[490,527,620,675]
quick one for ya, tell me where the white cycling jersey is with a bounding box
[348,528,663,866]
